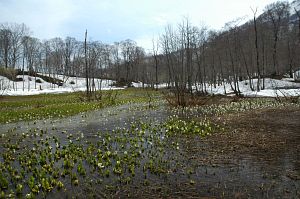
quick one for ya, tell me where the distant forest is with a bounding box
[0,0,300,95]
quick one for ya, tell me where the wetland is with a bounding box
[0,89,299,198]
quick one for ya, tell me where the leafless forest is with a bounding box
[1,1,299,96]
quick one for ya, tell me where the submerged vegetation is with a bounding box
[0,114,219,198]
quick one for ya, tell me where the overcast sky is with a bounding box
[0,0,293,51]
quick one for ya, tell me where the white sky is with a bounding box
[0,0,294,51]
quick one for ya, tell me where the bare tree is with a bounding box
[111,42,122,82]
[84,30,90,97]
[152,38,160,90]
[252,8,261,91]
[0,26,12,68]
[10,23,30,69]
[64,37,76,77]
[265,1,289,75]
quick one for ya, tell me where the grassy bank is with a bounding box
[0,88,161,123]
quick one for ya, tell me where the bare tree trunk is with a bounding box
[287,40,294,78]
[239,47,254,91]
[217,53,227,95]
[252,8,261,91]
[152,39,159,91]
[22,46,25,91]
[84,30,89,98]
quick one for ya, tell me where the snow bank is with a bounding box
[194,78,300,97]
[131,82,168,89]
[1,74,300,97]
[0,74,123,96]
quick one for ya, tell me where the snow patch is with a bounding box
[0,74,124,96]
[1,74,300,97]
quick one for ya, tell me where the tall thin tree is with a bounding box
[84,30,89,98]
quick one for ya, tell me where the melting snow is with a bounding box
[1,74,300,97]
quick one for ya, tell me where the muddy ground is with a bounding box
[177,106,300,199]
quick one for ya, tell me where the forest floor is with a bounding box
[0,92,299,198]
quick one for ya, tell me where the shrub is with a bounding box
[112,78,131,87]
[36,79,43,83]
[57,82,63,86]
[0,67,17,80]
